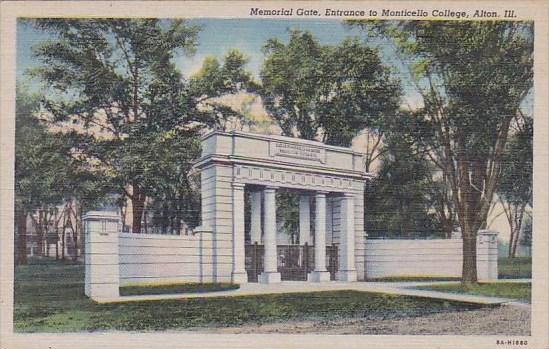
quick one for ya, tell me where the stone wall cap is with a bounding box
[202,130,363,156]
[478,229,499,235]
[83,211,120,220]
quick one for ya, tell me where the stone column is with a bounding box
[250,191,262,244]
[299,195,311,245]
[309,192,330,282]
[259,186,281,283]
[337,193,357,282]
[83,211,120,301]
[231,183,248,283]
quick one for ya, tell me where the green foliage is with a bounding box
[520,216,532,248]
[29,19,254,233]
[29,19,204,233]
[15,88,68,210]
[365,111,451,238]
[15,87,112,211]
[275,191,300,242]
[365,126,441,237]
[260,30,401,146]
[498,117,533,206]
[498,257,531,279]
[190,49,258,130]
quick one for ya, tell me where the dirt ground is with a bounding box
[195,304,530,335]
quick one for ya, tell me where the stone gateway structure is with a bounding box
[83,130,498,301]
[192,131,369,284]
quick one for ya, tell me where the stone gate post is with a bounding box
[83,211,120,301]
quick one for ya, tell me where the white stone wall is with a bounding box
[364,233,498,281]
[118,233,201,286]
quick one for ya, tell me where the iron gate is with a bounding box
[245,243,338,282]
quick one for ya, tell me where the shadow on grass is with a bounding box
[120,283,239,296]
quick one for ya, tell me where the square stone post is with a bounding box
[309,191,330,282]
[337,193,357,282]
[83,211,120,301]
[299,195,311,245]
[250,191,262,244]
[477,230,499,281]
[259,186,281,283]
[231,183,248,283]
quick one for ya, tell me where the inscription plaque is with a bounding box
[269,141,326,163]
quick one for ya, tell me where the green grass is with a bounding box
[15,257,487,332]
[120,282,239,296]
[367,276,462,282]
[498,257,532,279]
[417,282,531,303]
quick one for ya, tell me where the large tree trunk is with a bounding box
[131,184,146,234]
[462,228,478,284]
[15,205,27,265]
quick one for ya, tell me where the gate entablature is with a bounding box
[193,131,370,191]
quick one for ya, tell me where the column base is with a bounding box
[336,270,357,282]
[258,272,281,284]
[308,270,331,282]
[231,272,248,284]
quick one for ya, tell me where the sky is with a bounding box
[16,18,423,108]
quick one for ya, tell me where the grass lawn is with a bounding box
[416,282,531,303]
[367,276,462,282]
[498,257,532,279]
[120,282,239,296]
[14,258,487,332]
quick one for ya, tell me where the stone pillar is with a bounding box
[299,195,311,245]
[83,211,120,301]
[250,191,262,244]
[309,192,330,282]
[231,183,248,283]
[477,230,499,281]
[259,186,281,283]
[337,193,357,282]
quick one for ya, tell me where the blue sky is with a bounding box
[16,18,422,107]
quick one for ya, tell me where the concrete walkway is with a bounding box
[96,279,530,305]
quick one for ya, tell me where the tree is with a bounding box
[365,115,442,238]
[14,87,52,264]
[190,49,259,131]
[145,131,202,234]
[497,116,533,257]
[15,87,108,263]
[30,19,253,233]
[29,19,202,233]
[351,20,534,283]
[260,30,401,147]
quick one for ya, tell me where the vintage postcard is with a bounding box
[1,1,548,348]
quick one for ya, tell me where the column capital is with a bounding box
[342,192,355,198]
[315,191,329,197]
[264,185,279,192]
[232,182,246,189]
